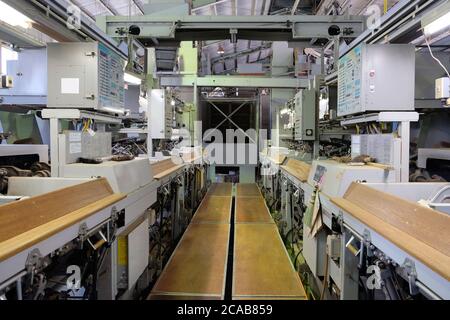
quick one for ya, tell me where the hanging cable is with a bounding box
[423,31,450,79]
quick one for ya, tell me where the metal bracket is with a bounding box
[401,258,419,296]
[363,229,372,246]
[337,211,344,229]
[78,223,88,242]
[25,249,44,276]
[293,188,300,200]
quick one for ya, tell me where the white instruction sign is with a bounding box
[70,142,82,154]
[69,132,82,142]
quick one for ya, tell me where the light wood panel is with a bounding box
[0,178,125,261]
[182,152,203,164]
[207,183,233,197]
[233,224,307,299]
[280,159,311,182]
[269,154,286,165]
[331,182,450,280]
[148,223,230,300]
[236,183,261,197]
[151,159,184,180]
[191,196,232,224]
[235,197,273,224]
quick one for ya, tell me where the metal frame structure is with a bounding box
[97,14,366,44]
[340,112,420,183]
[3,0,127,59]
[41,109,122,177]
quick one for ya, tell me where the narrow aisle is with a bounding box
[149,183,307,300]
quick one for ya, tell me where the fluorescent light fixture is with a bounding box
[124,72,142,85]
[424,11,450,36]
[0,1,33,29]
[422,2,450,36]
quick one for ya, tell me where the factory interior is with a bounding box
[0,0,449,303]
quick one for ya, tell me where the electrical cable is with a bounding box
[423,31,450,79]
[320,254,330,300]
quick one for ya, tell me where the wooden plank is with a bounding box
[148,223,230,299]
[235,197,273,224]
[0,178,125,261]
[207,183,233,197]
[0,178,113,243]
[269,154,286,165]
[280,158,311,182]
[191,196,232,224]
[343,183,450,256]
[233,224,307,299]
[236,183,261,197]
[151,159,176,175]
[331,182,450,280]
[182,152,203,164]
[151,159,185,180]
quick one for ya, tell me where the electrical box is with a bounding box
[338,44,415,116]
[149,89,173,139]
[327,234,341,260]
[351,134,401,166]
[294,89,316,141]
[0,75,13,88]
[61,131,112,164]
[436,77,450,99]
[0,48,47,104]
[47,42,125,114]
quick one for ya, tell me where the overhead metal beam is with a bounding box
[70,0,97,21]
[98,14,366,44]
[0,21,45,48]
[291,0,301,15]
[132,0,145,15]
[192,0,231,12]
[3,0,85,42]
[211,44,271,65]
[160,75,309,88]
[341,0,439,57]
[6,0,128,59]
[97,0,120,16]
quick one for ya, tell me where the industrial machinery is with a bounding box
[1,0,450,304]
[338,44,415,116]
[47,42,125,115]
[294,89,316,141]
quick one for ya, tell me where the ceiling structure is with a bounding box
[3,0,441,74]
[65,0,403,75]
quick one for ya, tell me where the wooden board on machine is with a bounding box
[280,158,311,183]
[148,223,230,300]
[206,183,233,197]
[182,152,203,164]
[236,183,262,197]
[269,154,287,165]
[0,178,125,262]
[191,196,232,224]
[151,158,184,180]
[235,197,274,224]
[233,223,307,300]
[331,182,450,280]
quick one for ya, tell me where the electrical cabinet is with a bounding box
[294,89,316,141]
[47,42,125,114]
[149,89,173,139]
[338,44,415,116]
